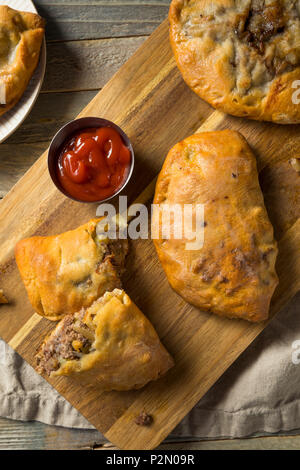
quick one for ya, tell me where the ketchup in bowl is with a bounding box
[56,126,132,202]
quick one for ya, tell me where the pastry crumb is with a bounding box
[135,411,153,426]
[289,158,300,173]
[0,289,8,304]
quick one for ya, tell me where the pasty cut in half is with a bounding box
[169,0,300,123]
[152,130,278,322]
[15,219,128,321]
[0,5,45,116]
[36,289,174,391]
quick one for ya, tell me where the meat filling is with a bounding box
[36,311,92,376]
[236,1,286,52]
[102,238,128,277]
[181,0,299,93]
[234,0,299,76]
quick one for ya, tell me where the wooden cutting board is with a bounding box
[0,19,299,450]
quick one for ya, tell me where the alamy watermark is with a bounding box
[95,196,205,250]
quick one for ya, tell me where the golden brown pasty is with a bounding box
[15,219,128,321]
[169,0,300,124]
[152,130,278,322]
[36,289,174,391]
[0,5,45,116]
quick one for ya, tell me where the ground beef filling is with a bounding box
[105,239,129,276]
[234,0,299,76]
[36,314,92,376]
[236,1,285,52]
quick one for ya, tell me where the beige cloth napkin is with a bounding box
[0,291,299,439]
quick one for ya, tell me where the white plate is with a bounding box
[0,0,46,143]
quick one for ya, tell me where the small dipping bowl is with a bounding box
[48,117,134,203]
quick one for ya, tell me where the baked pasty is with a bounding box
[36,289,174,391]
[169,0,300,124]
[15,219,128,321]
[0,5,45,116]
[152,130,278,322]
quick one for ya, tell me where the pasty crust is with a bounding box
[36,289,174,391]
[152,130,278,322]
[15,219,128,321]
[169,0,300,124]
[0,5,45,116]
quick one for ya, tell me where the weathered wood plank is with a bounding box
[0,92,97,198]
[1,417,300,450]
[42,37,146,92]
[100,435,300,451]
[4,91,97,144]
[0,417,102,450]
[35,0,170,41]
[0,142,46,199]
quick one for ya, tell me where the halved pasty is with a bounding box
[0,5,45,116]
[15,219,128,321]
[36,289,174,391]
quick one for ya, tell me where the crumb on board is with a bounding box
[135,411,153,426]
[0,289,8,304]
[289,158,300,173]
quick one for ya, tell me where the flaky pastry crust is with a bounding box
[15,219,128,321]
[152,130,278,322]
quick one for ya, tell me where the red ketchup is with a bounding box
[56,127,131,202]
